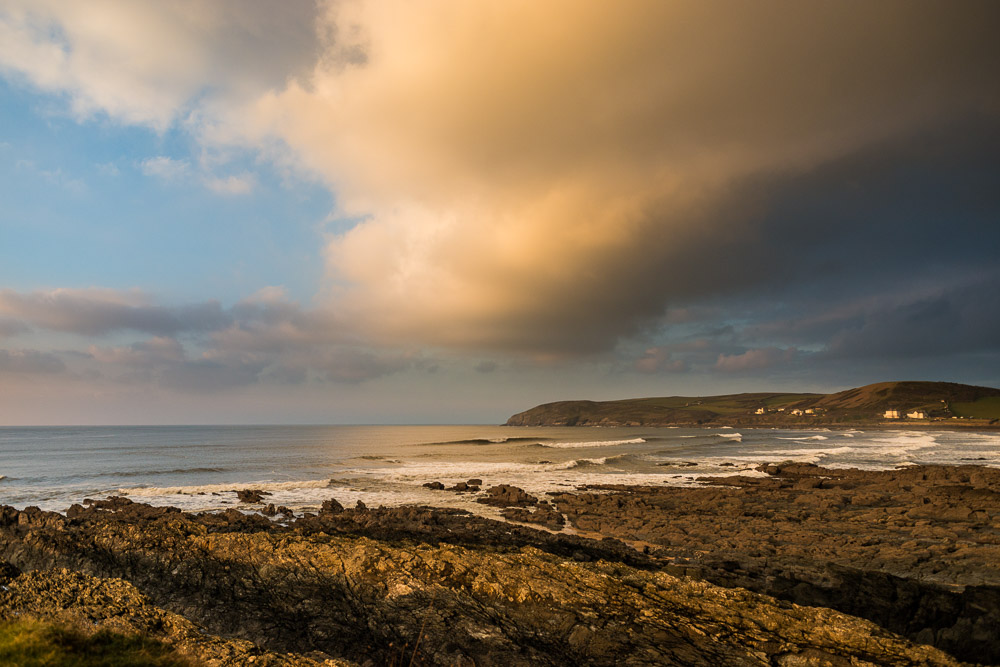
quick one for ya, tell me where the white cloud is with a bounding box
[140,156,191,181]
[204,173,254,195]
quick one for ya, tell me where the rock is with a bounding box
[320,498,344,514]
[0,502,963,666]
[422,481,445,490]
[467,478,483,486]
[447,482,480,492]
[263,503,277,517]
[235,489,271,504]
[550,464,1000,664]
[477,484,539,507]
[355,500,367,511]
[0,569,354,666]
[501,505,566,530]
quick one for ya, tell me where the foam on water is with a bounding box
[541,438,646,449]
[3,425,999,514]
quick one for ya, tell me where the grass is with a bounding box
[950,396,1000,420]
[0,619,192,667]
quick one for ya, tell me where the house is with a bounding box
[906,410,927,419]
[883,410,900,419]
[755,407,766,415]
[790,409,804,416]
[804,409,815,415]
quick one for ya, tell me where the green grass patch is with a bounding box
[950,396,1000,419]
[0,619,191,667]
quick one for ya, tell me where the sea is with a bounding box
[2,425,998,519]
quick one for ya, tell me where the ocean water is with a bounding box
[1,425,998,518]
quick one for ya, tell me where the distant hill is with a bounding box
[505,381,1000,427]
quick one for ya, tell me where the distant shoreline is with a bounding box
[504,419,1000,431]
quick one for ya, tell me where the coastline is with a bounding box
[505,419,1000,431]
[3,462,998,665]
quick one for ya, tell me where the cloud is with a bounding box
[0,288,230,336]
[0,0,319,129]
[824,276,1000,360]
[0,286,420,391]
[0,349,65,374]
[245,1,1000,355]
[140,156,254,195]
[1,0,998,368]
[475,361,497,374]
[204,173,254,195]
[0,318,29,338]
[715,347,799,373]
[88,337,186,366]
[634,348,688,374]
[140,156,191,181]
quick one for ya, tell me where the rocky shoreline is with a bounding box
[2,463,998,665]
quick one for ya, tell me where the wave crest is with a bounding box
[541,437,646,449]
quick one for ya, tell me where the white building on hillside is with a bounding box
[907,410,927,419]
[883,410,900,419]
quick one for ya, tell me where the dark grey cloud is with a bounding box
[0,349,65,374]
[0,318,29,338]
[715,347,799,374]
[475,361,497,374]
[318,350,415,384]
[159,358,266,393]
[0,289,230,337]
[824,276,1000,361]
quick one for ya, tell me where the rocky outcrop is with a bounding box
[476,484,538,507]
[235,489,271,504]
[550,463,1000,663]
[0,567,353,666]
[501,501,566,530]
[0,500,963,666]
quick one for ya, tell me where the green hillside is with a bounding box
[506,381,1000,427]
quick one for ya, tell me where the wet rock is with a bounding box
[447,482,480,492]
[0,569,354,666]
[354,500,367,511]
[422,481,445,490]
[0,503,962,667]
[477,484,538,507]
[501,505,566,530]
[235,489,271,504]
[551,464,1000,664]
[320,498,344,514]
[467,478,483,486]
[263,503,277,517]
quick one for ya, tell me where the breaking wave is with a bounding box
[541,438,646,449]
[120,478,336,497]
[429,437,550,446]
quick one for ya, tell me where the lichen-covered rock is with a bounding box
[0,568,354,666]
[477,484,538,507]
[0,497,968,666]
[552,464,1000,663]
[235,489,271,504]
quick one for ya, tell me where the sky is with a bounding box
[1,0,999,425]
